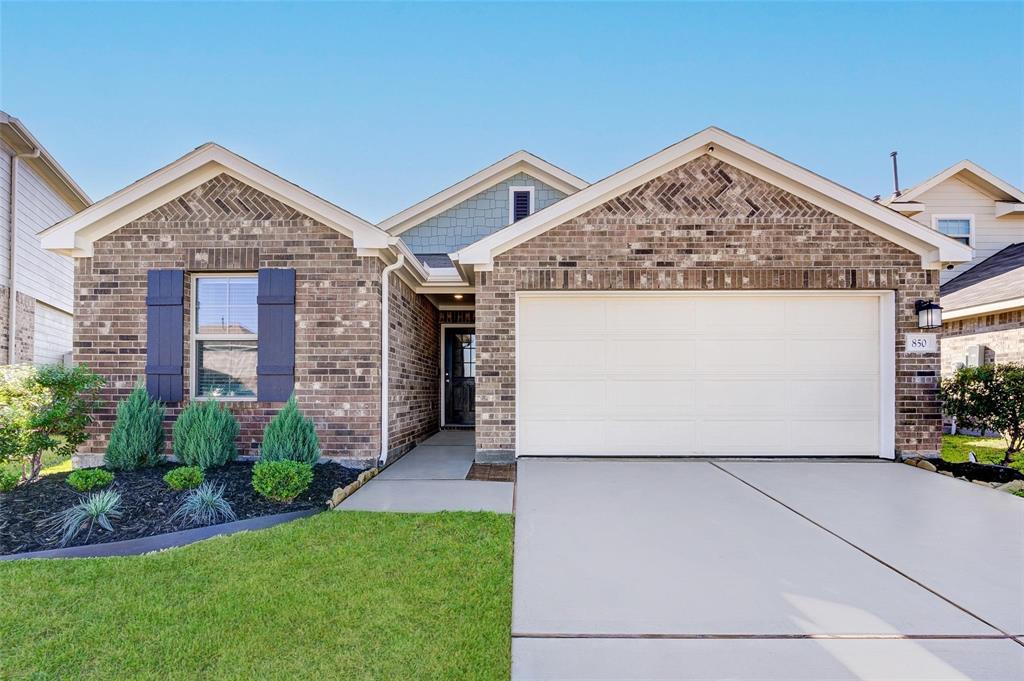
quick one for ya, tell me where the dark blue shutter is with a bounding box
[145,269,184,402]
[513,190,531,221]
[257,268,295,401]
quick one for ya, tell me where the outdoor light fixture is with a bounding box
[915,299,943,329]
[453,294,464,300]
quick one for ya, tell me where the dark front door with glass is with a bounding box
[444,327,476,426]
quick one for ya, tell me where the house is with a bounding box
[1,112,91,365]
[885,162,1024,376]
[40,127,972,468]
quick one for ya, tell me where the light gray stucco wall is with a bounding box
[400,172,567,254]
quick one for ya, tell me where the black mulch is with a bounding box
[933,458,1024,484]
[0,461,362,556]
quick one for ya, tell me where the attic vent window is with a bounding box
[509,186,535,223]
[934,216,973,247]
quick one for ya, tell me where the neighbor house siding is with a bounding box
[941,310,1024,376]
[33,302,73,365]
[74,173,384,464]
[400,172,567,254]
[387,271,440,458]
[475,154,941,459]
[909,177,1024,284]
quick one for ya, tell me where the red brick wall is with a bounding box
[75,174,384,463]
[387,272,439,456]
[476,155,941,458]
[941,310,1024,375]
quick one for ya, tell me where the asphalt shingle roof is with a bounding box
[940,243,1024,311]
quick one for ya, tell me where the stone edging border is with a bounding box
[0,509,318,562]
[902,457,1024,495]
[327,467,379,509]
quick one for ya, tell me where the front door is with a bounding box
[444,327,476,426]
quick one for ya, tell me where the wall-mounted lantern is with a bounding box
[915,299,943,329]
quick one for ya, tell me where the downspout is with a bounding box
[378,252,405,467]
[8,147,40,364]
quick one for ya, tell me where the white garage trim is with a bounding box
[515,290,896,459]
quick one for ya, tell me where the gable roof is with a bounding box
[1,111,91,211]
[941,242,1024,317]
[889,160,1024,204]
[454,127,975,270]
[378,150,589,236]
[40,143,391,256]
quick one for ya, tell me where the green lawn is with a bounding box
[941,434,1011,465]
[0,511,513,681]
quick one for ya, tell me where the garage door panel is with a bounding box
[517,294,885,458]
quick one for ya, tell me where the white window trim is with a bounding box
[191,272,259,402]
[508,186,535,224]
[932,214,975,248]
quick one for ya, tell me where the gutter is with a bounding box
[7,146,40,364]
[378,251,405,466]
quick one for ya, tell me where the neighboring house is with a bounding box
[41,128,972,468]
[1,112,91,366]
[885,162,1024,377]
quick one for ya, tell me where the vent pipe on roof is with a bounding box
[890,151,901,198]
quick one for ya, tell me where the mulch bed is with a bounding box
[466,463,516,482]
[933,458,1024,484]
[0,461,361,556]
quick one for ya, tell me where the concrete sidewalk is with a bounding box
[338,430,513,513]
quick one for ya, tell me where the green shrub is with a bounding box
[67,468,114,492]
[46,489,122,547]
[104,384,165,470]
[251,460,313,502]
[172,401,239,469]
[163,466,204,491]
[0,364,104,482]
[260,395,320,465]
[0,469,18,492]
[941,363,1024,464]
[170,482,236,528]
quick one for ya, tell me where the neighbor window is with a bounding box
[935,216,973,246]
[509,186,535,223]
[193,274,258,399]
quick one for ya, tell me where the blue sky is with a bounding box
[2,1,1022,222]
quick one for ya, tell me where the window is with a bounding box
[509,186,535,223]
[193,274,258,399]
[934,215,974,246]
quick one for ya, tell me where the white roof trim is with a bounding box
[379,150,588,236]
[454,127,974,269]
[40,143,391,257]
[943,295,1024,320]
[893,160,1024,204]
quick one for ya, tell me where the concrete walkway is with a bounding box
[337,430,513,513]
[512,458,1024,680]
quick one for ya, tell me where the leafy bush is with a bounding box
[104,384,165,470]
[172,400,239,469]
[941,363,1024,464]
[0,364,104,482]
[67,468,114,492]
[260,395,320,465]
[0,469,18,492]
[163,466,204,491]
[47,489,122,547]
[251,460,313,502]
[170,482,236,528]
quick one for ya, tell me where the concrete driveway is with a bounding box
[512,459,1024,680]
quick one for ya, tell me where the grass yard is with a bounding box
[941,434,1011,465]
[0,511,513,681]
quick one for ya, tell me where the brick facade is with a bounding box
[0,284,37,364]
[387,272,440,457]
[75,174,385,464]
[941,310,1024,375]
[475,155,942,458]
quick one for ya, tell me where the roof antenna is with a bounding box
[890,151,901,197]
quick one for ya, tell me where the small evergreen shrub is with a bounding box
[67,468,114,492]
[172,400,239,469]
[260,395,320,465]
[0,470,18,492]
[47,489,122,546]
[163,466,204,491]
[104,384,165,470]
[251,460,313,502]
[170,482,236,527]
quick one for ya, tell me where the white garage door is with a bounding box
[518,292,893,458]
